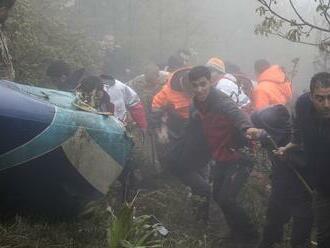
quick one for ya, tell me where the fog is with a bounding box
[72,0,319,92]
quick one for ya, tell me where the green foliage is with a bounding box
[133,182,222,248]
[255,6,266,17]
[108,202,134,247]
[7,0,102,85]
[316,4,329,13]
[287,28,301,42]
[255,16,283,37]
[108,200,164,248]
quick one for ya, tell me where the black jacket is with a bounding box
[251,104,312,199]
[293,93,330,196]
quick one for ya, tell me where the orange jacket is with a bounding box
[253,65,292,110]
[152,68,191,119]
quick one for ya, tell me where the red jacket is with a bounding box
[129,102,148,130]
[194,88,252,162]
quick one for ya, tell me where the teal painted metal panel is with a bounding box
[0,81,133,171]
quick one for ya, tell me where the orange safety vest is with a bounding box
[253,65,293,110]
[152,68,191,119]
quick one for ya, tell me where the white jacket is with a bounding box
[103,80,140,121]
[215,73,250,108]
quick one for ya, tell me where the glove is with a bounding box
[245,127,264,140]
[156,126,169,145]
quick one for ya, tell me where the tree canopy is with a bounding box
[255,0,330,70]
[255,0,330,49]
[7,0,102,84]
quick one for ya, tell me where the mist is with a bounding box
[67,0,317,93]
[1,1,327,246]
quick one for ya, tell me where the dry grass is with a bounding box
[0,216,107,247]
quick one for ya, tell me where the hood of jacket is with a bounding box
[167,67,191,92]
[257,65,288,84]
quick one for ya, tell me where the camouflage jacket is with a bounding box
[127,71,169,112]
[0,25,14,81]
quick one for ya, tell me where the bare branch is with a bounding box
[315,0,330,28]
[288,0,330,33]
[256,0,305,27]
[300,26,313,36]
[257,0,330,33]
[266,30,319,47]
[256,0,330,54]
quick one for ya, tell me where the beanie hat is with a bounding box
[206,57,226,74]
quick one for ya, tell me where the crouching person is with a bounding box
[188,66,262,243]
[251,105,313,248]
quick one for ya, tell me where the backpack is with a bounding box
[222,73,254,99]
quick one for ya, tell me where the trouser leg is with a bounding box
[175,167,211,223]
[291,217,313,248]
[258,197,290,248]
[314,192,330,248]
[289,198,313,248]
[259,197,313,248]
[213,162,257,238]
[118,164,136,203]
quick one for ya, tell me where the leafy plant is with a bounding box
[107,198,165,248]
